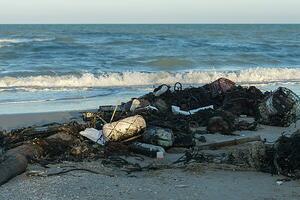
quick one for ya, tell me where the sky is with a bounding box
[0,0,299,24]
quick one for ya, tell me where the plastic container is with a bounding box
[143,126,174,148]
[103,115,146,142]
[130,99,141,112]
[259,87,300,126]
[153,85,170,97]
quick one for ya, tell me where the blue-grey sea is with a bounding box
[0,24,299,114]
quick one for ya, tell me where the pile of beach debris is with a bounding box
[0,78,300,185]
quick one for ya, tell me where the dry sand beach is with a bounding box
[1,165,300,200]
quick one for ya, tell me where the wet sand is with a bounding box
[0,110,96,131]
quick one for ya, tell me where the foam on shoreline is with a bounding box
[0,67,300,89]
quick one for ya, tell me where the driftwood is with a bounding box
[98,105,123,112]
[195,135,262,150]
[27,167,115,177]
[0,133,75,186]
[0,144,41,185]
[5,123,82,149]
[175,140,268,171]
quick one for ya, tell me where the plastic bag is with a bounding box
[80,128,106,145]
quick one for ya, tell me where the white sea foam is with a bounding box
[0,39,20,43]
[0,68,299,89]
[0,38,53,44]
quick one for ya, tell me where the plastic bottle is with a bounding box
[129,142,165,158]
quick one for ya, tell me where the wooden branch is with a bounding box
[195,135,262,150]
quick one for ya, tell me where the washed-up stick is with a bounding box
[122,135,142,143]
[195,135,261,150]
[97,115,107,124]
[27,168,115,177]
[6,125,62,147]
[110,104,119,123]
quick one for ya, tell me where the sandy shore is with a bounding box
[1,161,300,200]
[0,111,299,200]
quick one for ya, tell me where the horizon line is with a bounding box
[0,22,299,25]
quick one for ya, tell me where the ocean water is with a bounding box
[0,24,299,114]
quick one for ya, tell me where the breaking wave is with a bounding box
[0,68,299,89]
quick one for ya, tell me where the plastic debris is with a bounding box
[103,115,146,142]
[130,99,141,112]
[144,105,159,111]
[80,128,106,145]
[129,142,165,158]
[156,151,164,159]
[153,84,170,97]
[2,78,300,186]
[175,185,189,188]
[276,178,291,185]
[82,112,96,121]
[143,126,174,148]
[273,129,300,177]
[259,87,300,127]
[129,98,152,112]
[172,105,214,116]
[276,181,283,185]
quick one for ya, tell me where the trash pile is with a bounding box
[272,129,300,178]
[0,78,300,185]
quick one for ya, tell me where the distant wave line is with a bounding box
[0,38,55,44]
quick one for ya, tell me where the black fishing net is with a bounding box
[273,130,300,178]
